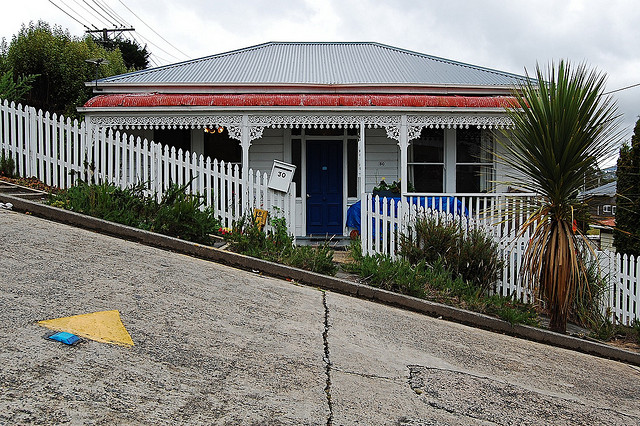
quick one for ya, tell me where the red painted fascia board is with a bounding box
[83,93,519,108]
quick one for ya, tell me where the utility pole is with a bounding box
[86,27,135,45]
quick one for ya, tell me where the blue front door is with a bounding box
[306,140,343,236]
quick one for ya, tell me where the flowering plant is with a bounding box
[218,227,233,236]
[372,177,401,194]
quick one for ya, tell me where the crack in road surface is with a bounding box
[406,364,639,424]
[322,291,333,426]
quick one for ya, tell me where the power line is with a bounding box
[64,0,106,29]
[95,0,132,28]
[90,0,128,28]
[48,0,92,30]
[603,82,640,95]
[117,0,190,59]
[52,0,183,66]
[123,32,166,66]
[131,30,183,62]
[81,0,119,28]
[62,0,137,47]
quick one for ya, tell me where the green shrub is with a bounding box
[455,228,503,292]
[0,152,15,178]
[225,214,294,261]
[49,181,154,227]
[592,318,640,344]
[424,258,475,296]
[346,241,433,297]
[483,294,539,326]
[48,181,221,245]
[225,213,338,275]
[151,182,220,244]
[399,214,503,292]
[348,239,537,325]
[400,214,460,266]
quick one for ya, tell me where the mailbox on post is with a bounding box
[268,160,296,193]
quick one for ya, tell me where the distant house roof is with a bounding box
[598,217,616,227]
[580,181,617,198]
[95,42,528,89]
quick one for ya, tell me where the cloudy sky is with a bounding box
[2,0,639,157]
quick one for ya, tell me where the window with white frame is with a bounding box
[455,128,494,193]
[408,128,444,192]
[603,204,612,214]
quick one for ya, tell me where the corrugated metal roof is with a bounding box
[98,42,526,87]
[580,181,617,198]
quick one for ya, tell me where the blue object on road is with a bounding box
[48,331,81,345]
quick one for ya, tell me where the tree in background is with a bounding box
[3,21,128,117]
[500,61,621,333]
[0,70,38,103]
[614,118,640,255]
[100,37,149,70]
[582,163,615,191]
[0,39,38,102]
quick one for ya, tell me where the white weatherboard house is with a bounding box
[79,42,524,238]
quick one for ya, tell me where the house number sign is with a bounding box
[268,160,297,193]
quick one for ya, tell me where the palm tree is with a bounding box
[499,61,621,333]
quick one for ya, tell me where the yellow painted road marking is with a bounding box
[38,310,134,347]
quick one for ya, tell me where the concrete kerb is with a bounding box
[2,192,639,367]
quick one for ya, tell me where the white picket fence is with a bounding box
[0,100,296,233]
[598,251,640,325]
[361,193,640,324]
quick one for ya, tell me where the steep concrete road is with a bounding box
[1,209,639,425]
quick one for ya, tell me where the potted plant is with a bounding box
[372,178,401,198]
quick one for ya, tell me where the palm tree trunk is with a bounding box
[549,307,567,333]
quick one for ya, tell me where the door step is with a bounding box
[295,236,351,249]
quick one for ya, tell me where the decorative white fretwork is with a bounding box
[248,114,402,129]
[87,113,512,141]
[382,114,514,142]
[226,126,242,141]
[407,125,424,141]
[407,114,513,130]
[383,125,399,141]
[219,125,265,142]
[248,125,265,141]
[384,125,423,142]
[87,115,244,130]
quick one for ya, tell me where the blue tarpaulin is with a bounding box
[346,196,469,233]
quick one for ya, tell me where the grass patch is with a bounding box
[591,319,640,345]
